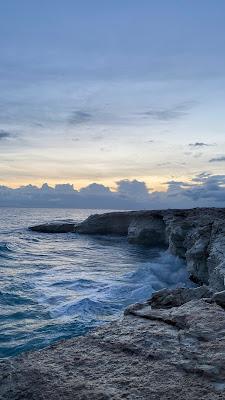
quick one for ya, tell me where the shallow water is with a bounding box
[0,208,191,358]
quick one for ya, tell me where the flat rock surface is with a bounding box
[1,297,225,400]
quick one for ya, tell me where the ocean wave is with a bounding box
[51,298,121,319]
[98,251,192,306]
[0,242,14,259]
[0,242,12,253]
[0,208,194,358]
[0,291,34,306]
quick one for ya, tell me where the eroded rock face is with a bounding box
[74,212,136,235]
[128,213,167,247]
[75,208,225,290]
[30,208,225,289]
[2,287,225,399]
[13,208,225,398]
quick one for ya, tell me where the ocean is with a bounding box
[0,208,191,358]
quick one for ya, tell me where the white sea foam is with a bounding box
[0,208,193,358]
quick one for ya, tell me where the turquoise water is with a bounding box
[0,208,191,358]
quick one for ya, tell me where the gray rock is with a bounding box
[128,214,168,247]
[16,208,225,398]
[75,212,136,235]
[31,208,225,288]
[1,297,225,399]
[149,286,213,309]
[212,290,225,308]
[29,222,76,233]
[76,208,225,290]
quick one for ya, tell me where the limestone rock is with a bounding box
[2,296,225,399]
[149,286,213,309]
[75,208,225,290]
[128,213,167,247]
[75,212,135,235]
[30,208,225,290]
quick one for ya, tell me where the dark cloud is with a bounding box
[1,174,225,209]
[189,142,211,148]
[177,174,225,203]
[209,156,225,162]
[80,183,110,196]
[116,179,150,201]
[0,130,12,140]
[69,110,93,125]
[146,139,154,143]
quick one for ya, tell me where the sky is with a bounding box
[0,1,225,208]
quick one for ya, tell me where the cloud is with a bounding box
[140,102,194,122]
[1,174,225,209]
[193,152,203,158]
[189,142,211,148]
[209,156,225,162]
[146,139,154,143]
[80,183,110,196]
[116,179,150,201]
[0,130,12,140]
[91,134,104,141]
[69,110,93,125]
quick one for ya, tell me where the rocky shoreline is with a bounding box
[31,208,225,290]
[2,208,225,399]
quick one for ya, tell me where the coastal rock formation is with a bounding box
[17,208,225,398]
[2,287,225,399]
[74,211,135,235]
[29,208,225,289]
[75,208,225,290]
[29,222,76,233]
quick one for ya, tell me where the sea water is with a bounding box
[0,208,191,358]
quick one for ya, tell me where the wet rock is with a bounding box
[76,208,225,290]
[29,222,76,233]
[19,208,225,398]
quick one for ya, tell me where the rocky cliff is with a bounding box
[75,208,225,291]
[5,208,225,399]
[30,208,225,290]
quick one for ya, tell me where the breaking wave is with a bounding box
[0,208,192,358]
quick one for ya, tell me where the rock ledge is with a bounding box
[2,287,225,399]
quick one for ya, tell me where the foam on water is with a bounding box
[0,208,192,358]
